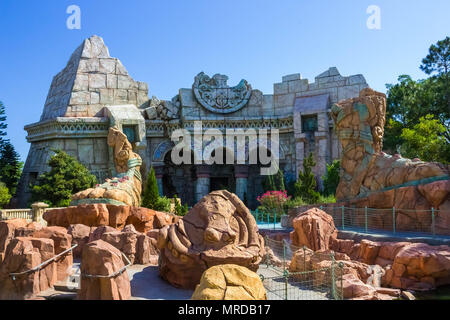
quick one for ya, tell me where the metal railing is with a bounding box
[260,237,343,300]
[251,209,284,230]
[9,244,78,281]
[320,205,449,237]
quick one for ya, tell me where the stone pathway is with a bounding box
[128,265,193,300]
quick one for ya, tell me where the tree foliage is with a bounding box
[294,153,320,204]
[0,101,7,145]
[262,168,285,193]
[400,115,450,164]
[173,194,188,216]
[0,182,11,209]
[30,150,97,207]
[142,167,159,209]
[385,37,450,160]
[420,36,449,77]
[141,167,171,212]
[0,141,23,195]
[322,160,340,196]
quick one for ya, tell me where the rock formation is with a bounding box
[71,126,142,207]
[290,208,338,251]
[331,89,449,234]
[44,203,175,232]
[78,240,131,300]
[0,219,29,263]
[331,88,449,200]
[191,264,267,300]
[0,237,57,300]
[287,207,450,298]
[33,227,73,281]
[158,190,265,289]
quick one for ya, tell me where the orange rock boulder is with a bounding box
[0,237,57,299]
[78,240,131,300]
[290,208,338,251]
[158,190,265,289]
[33,227,73,281]
[44,204,174,233]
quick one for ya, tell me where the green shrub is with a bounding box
[173,194,188,216]
[294,153,320,203]
[0,182,11,208]
[322,160,340,196]
[142,167,161,210]
[30,150,97,207]
[154,196,171,212]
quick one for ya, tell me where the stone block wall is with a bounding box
[40,35,149,121]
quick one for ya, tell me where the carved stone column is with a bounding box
[295,134,307,179]
[154,165,164,197]
[235,165,249,202]
[31,202,49,225]
[195,165,211,203]
[315,131,329,191]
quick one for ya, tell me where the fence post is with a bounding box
[274,209,277,230]
[283,269,289,300]
[432,208,435,236]
[330,251,336,300]
[302,246,306,272]
[364,206,368,233]
[31,202,49,224]
[393,207,396,234]
[283,240,287,272]
[341,206,345,230]
[267,211,270,225]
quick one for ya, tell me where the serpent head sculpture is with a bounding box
[71,126,142,206]
[157,190,265,289]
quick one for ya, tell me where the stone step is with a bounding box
[54,262,80,292]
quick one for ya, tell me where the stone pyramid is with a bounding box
[40,35,149,121]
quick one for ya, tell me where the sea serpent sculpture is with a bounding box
[157,190,265,289]
[331,88,449,201]
[71,126,142,207]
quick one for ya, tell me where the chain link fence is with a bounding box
[260,237,344,300]
[320,206,448,237]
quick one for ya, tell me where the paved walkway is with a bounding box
[128,265,193,300]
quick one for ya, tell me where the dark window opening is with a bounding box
[302,115,318,133]
[122,125,137,143]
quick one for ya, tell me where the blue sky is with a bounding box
[0,0,449,161]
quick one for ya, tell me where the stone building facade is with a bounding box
[16,35,369,208]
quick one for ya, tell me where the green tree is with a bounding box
[262,168,285,192]
[420,36,449,77]
[294,153,320,204]
[0,141,23,195]
[173,194,188,216]
[30,150,97,207]
[0,182,11,208]
[322,160,340,196]
[400,114,450,164]
[385,37,450,156]
[142,167,160,209]
[0,101,7,146]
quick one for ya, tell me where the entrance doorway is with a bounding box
[210,177,231,192]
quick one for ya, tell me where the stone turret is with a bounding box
[40,35,149,120]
